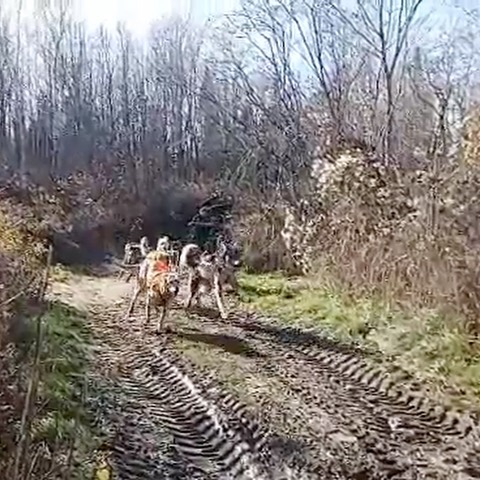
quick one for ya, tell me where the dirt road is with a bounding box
[49,267,480,479]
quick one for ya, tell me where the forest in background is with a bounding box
[0,0,479,320]
[0,0,479,322]
[2,0,480,476]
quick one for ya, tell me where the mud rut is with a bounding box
[49,267,480,480]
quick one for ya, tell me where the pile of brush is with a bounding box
[187,191,235,252]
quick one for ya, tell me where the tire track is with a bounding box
[231,313,480,465]
[87,302,312,479]
[237,315,477,438]
[50,271,480,479]
[85,374,208,479]
[176,343,388,479]
[176,304,480,479]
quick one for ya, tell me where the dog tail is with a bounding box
[180,243,202,269]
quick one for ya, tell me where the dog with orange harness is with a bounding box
[125,249,180,333]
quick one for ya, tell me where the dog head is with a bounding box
[123,242,141,264]
[216,238,242,269]
[227,244,242,268]
[150,271,180,300]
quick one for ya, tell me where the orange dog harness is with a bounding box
[146,251,171,274]
[153,259,170,273]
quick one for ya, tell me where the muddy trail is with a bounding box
[49,265,480,480]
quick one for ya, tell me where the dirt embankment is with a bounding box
[49,266,480,480]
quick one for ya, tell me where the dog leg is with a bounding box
[145,293,151,327]
[228,273,240,296]
[195,290,202,308]
[186,290,199,311]
[186,288,194,310]
[213,277,227,319]
[126,286,142,318]
[157,305,167,334]
[186,276,199,310]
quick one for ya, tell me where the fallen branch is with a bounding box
[0,273,41,309]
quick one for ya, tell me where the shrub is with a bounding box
[275,137,480,333]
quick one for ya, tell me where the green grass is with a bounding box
[50,264,75,283]
[239,272,480,410]
[50,264,93,283]
[30,302,103,478]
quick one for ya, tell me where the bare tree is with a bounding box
[330,0,427,157]
[0,0,477,198]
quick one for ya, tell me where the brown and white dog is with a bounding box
[179,241,241,320]
[125,249,180,333]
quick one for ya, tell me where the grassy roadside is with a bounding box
[10,301,104,479]
[0,206,103,478]
[238,272,480,411]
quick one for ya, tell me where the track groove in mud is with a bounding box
[87,303,311,479]
[178,306,480,479]
[234,317,477,436]
[50,271,480,479]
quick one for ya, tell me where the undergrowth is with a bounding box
[32,302,102,478]
[2,301,103,479]
[239,272,480,411]
[0,202,46,475]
